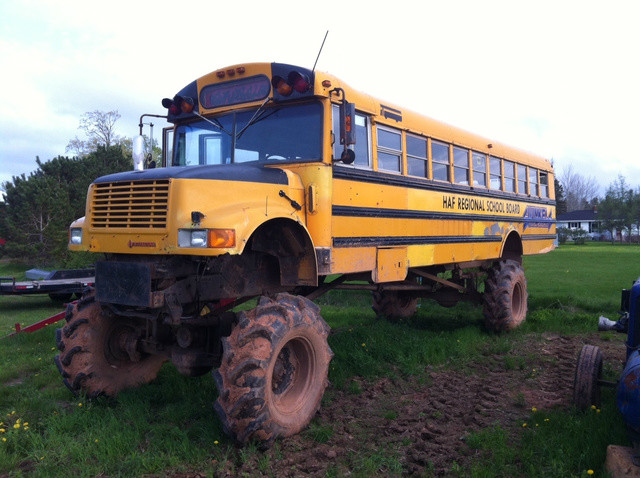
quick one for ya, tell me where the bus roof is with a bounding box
[192,62,552,172]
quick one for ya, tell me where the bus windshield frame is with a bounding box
[172,101,323,166]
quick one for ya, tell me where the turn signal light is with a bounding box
[209,229,236,248]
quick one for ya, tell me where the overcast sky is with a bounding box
[1,0,639,196]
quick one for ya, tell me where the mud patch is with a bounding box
[211,332,626,476]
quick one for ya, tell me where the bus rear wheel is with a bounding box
[54,289,166,397]
[372,289,418,321]
[483,259,528,332]
[213,293,332,447]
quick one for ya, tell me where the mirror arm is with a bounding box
[138,114,168,135]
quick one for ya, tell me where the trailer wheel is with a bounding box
[54,289,165,397]
[372,289,418,321]
[483,259,528,332]
[573,344,603,411]
[213,293,332,447]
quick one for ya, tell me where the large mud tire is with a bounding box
[54,290,165,397]
[483,259,528,332]
[573,344,603,411]
[213,293,333,447]
[372,289,418,321]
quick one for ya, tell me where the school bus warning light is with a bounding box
[162,95,196,115]
[271,71,310,97]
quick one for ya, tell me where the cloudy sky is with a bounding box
[1,0,639,196]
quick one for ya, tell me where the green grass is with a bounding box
[0,242,638,476]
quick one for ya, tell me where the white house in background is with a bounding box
[557,208,604,235]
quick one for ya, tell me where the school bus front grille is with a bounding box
[90,180,170,229]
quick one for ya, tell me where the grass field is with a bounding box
[0,243,638,476]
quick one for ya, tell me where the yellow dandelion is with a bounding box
[78,403,83,407]
[522,423,527,427]
[2,438,6,442]
[24,426,29,431]
[544,418,550,422]
[587,470,594,475]
[531,407,537,412]
[591,405,596,410]
[23,422,28,426]
[13,423,20,429]
[51,347,56,351]
[95,439,99,443]
[361,343,366,347]
[0,429,5,433]
[11,411,15,415]
[214,440,219,445]
[596,409,601,413]
[38,357,42,361]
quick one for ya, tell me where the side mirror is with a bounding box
[133,135,145,171]
[335,101,357,164]
[339,102,356,146]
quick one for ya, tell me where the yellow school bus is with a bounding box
[57,62,555,447]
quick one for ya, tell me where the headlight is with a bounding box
[178,229,208,248]
[69,228,83,245]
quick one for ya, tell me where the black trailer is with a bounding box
[0,269,94,302]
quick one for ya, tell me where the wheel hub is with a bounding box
[271,338,314,412]
[107,326,141,364]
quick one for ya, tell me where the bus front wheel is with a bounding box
[213,293,332,448]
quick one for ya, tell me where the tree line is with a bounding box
[555,165,640,243]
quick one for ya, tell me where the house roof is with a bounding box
[557,209,598,221]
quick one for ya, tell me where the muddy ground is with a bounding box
[209,332,626,477]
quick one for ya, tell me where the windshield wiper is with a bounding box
[193,111,232,136]
[235,97,275,141]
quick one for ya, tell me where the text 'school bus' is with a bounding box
[58,62,555,446]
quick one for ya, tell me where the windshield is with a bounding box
[173,102,322,166]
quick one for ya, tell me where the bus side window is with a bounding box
[333,105,371,168]
[540,171,549,197]
[489,156,502,190]
[377,126,402,173]
[517,164,527,194]
[162,127,174,167]
[453,147,469,185]
[504,160,516,192]
[472,151,487,187]
[431,141,450,182]
[529,168,539,196]
[407,134,427,177]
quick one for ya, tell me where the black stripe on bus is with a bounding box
[332,205,554,225]
[522,234,557,241]
[333,235,503,248]
[332,167,556,207]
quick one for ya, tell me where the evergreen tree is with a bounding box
[0,146,131,265]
